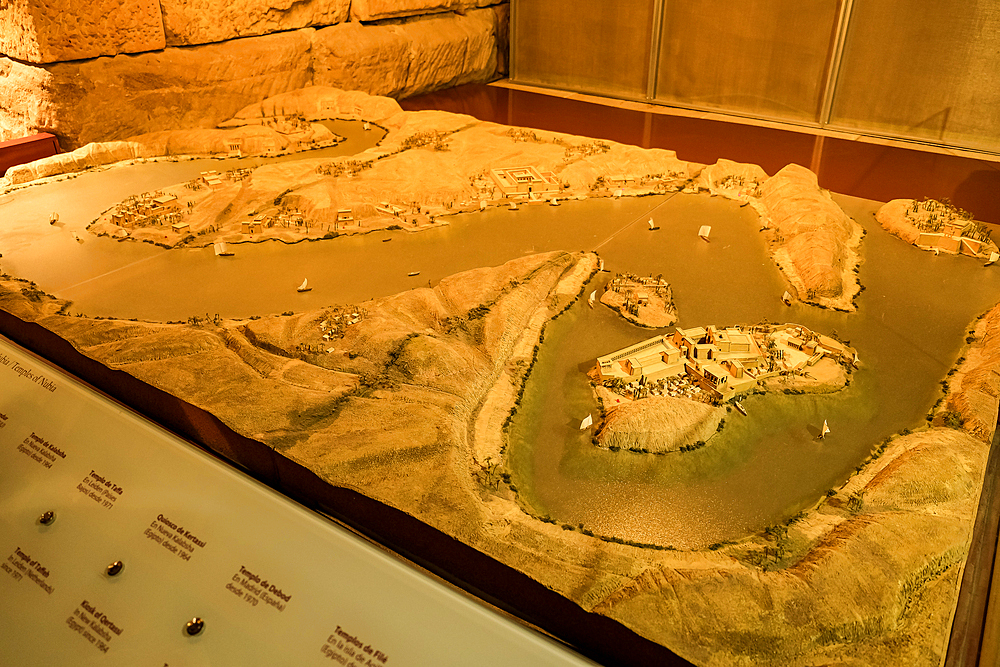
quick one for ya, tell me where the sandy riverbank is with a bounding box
[7,86,863,315]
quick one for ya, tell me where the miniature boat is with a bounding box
[49,212,59,225]
[297,278,311,293]
[820,419,830,439]
[71,232,83,243]
[214,241,234,257]
[933,247,940,256]
[382,238,391,242]
[614,188,623,198]
[699,225,712,241]
[986,251,999,266]
[781,290,792,305]
[647,218,659,231]
[588,290,596,308]
[579,414,593,430]
[735,401,747,416]
[363,121,371,131]
[408,271,420,277]
[598,258,605,272]
[480,200,487,211]
[509,202,518,211]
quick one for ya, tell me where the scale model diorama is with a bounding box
[2,87,1000,666]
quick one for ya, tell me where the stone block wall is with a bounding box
[0,0,508,149]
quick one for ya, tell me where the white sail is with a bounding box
[599,258,605,271]
[987,251,999,266]
[782,290,792,305]
[588,290,596,307]
[297,278,310,292]
[480,200,487,210]
[821,419,830,438]
[549,197,560,206]
[699,225,711,241]
[580,414,593,430]
[614,188,623,198]
[647,218,654,229]
[214,241,233,256]
[363,121,371,131]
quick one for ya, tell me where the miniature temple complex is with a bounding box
[597,324,855,401]
[489,166,561,199]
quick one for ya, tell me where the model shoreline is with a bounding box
[6,87,863,313]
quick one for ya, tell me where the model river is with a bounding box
[2,130,999,548]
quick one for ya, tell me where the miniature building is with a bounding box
[200,171,224,189]
[227,140,243,158]
[375,202,405,216]
[242,220,262,234]
[337,208,354,223]
[150,194,179,214]
[171,222,190,235]
[601,325,766,400]
[607,174,638,186]
[918,231,985,257]
[489,166,560,198]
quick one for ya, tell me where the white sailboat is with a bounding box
[363,121,371,131]
[549,197,560,206]
[480,200,487,211]
[214,241,234,257]
[933,247,940,256]
[71,232,83,243]
[986,251,999,266]
[579,414,593,430]
[49,212,59,225]
[647,218,659,231]
[297,278,311,293]
[598,258,605,272]
[781,290,792,305]
[820,419,830,439]
[588,290,596,308]
[614,188,623,198]
[509,202,518,211]
[698,225,712,241]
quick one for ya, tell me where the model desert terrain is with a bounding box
[1,87,997,665]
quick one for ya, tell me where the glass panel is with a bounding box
[512,0,655,99]
[830,0,1000,152]
[654,0,840,122]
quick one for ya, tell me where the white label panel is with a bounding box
[0,336,596,666]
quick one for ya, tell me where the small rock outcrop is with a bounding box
[597,397,724,453]
[759,163,863,310]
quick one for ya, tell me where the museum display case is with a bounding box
[3,3,1000,664]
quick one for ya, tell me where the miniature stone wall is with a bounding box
[0,0,508,150]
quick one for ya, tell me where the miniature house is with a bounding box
[200,171,224,189]
[242,220,262,234]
